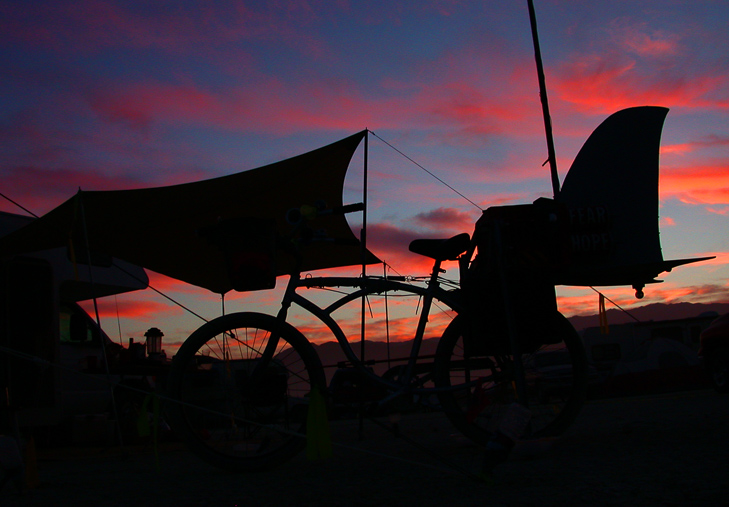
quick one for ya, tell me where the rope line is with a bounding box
[0,191,39,218]
[110,261,210,324]
[589,286,642,323]
[368,130,483,211]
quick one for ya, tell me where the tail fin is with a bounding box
[558,106,668,270]
[555,107,710,293]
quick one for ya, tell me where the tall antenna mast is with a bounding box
[527,0,560,197]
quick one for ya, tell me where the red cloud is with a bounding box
[554,50,729,114]
[661,165,729,205]
[78,297,182,322]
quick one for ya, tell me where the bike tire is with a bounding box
[434,312,588,445]
[166,312,326,472]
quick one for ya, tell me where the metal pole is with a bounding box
[361,131,368,362]
[359,131,369,439]
[527,0,560,197]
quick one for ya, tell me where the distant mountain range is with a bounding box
[310,301,729,377]
[566,301,729,332]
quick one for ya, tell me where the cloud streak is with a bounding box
[1,1,727,344]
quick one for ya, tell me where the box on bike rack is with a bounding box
[461,200,563,356]
[198,217,277,292]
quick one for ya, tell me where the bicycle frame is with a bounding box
[273,259,465,395]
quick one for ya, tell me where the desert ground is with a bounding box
[2,388,728,506]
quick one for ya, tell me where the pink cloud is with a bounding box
[660,144,693,156]
[556,279,728,318]
[608,19,681,58]
[682,251,729,268]
[705,206,729,216]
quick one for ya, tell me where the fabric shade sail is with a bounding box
[0,130,380,294]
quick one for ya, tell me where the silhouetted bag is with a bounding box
[462,201,561,355]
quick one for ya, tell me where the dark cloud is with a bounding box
[412,206,474,232]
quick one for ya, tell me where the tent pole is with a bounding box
[76,190,125,448]
[361,131,368,361]
[358,130,369,440]
[527,0,560,197]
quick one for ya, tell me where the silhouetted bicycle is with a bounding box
[165,203,588,472]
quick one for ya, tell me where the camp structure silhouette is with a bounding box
[0,105,714,476]
[0,131,379,294]
[470,106,711,301]
[553,106,712,293]
[0,106,711,297]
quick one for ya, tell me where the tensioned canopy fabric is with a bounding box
[0,130,380,294]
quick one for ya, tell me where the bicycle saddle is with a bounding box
[409,233,471,261]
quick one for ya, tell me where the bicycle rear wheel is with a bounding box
[434,312,588,445]
[166,312,326,472]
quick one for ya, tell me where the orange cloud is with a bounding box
[294,303,456,346]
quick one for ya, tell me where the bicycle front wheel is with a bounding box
[166,312,326,472]
[434,312,588,445]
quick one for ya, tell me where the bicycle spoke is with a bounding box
[435,313,588,445]
[166,312,325,472]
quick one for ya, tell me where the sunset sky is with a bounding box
[2,1,728,349]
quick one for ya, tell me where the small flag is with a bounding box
[599,293,609,335]
[306,386,332,460]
